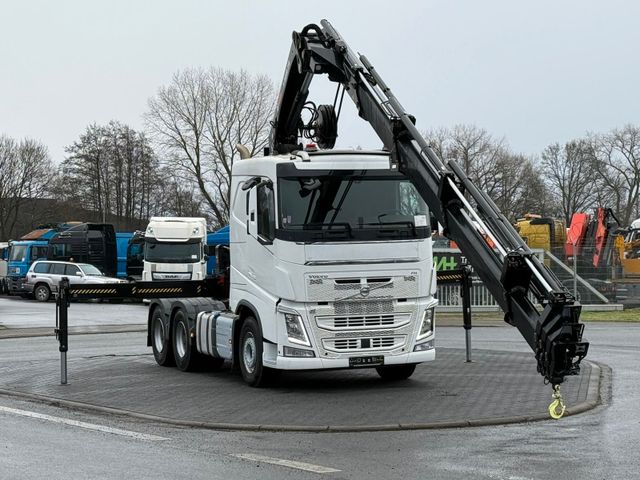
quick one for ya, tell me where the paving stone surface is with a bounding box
[0,332,593,427]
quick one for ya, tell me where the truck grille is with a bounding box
[316,313,411,331]
[334,300,393,315]
[323,336,404,352]
[335,315,394,328]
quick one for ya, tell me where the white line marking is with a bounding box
[231,453,341,474]
[0,405,168,441]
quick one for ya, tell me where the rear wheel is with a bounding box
[34,284,51,302]
[238,316,278,387]
[151,308,174,367]
[172,308,207,371]
[376,364,417,381]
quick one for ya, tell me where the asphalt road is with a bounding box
[0,317,637,479]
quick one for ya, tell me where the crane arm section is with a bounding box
[270,20,589,385]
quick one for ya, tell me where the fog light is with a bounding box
[283,346,315,357]
[413,339,434,352]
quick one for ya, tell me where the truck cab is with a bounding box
[47,223,118,278]
[229,149,437,374]
[7,240,49,294]
[143,217,208,281]
[0,242,9,293]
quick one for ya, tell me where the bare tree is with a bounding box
[145,67,275,227]
[425,124,547,220]
[540,140,597,224]
[60,122,160,229]
[0,135,54,239]
[591,125,640,226]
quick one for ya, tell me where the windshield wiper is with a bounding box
[286,222,353,239]
[362,221,418,239]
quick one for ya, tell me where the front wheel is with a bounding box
[238,316,278,387]
[376,364,417,381]
[34,284,51,302]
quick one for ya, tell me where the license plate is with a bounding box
[349,355,384,368]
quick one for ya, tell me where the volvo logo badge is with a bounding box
[360,285,370,297]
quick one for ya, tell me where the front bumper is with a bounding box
[8,276,28,293]
[274,347,435,370]
[273,296,438,371]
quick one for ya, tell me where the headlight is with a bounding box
[417,307,435,340]
[283,312,311,346]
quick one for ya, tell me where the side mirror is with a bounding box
[242,176,261,191]
[203,254,209,261]
[75,272,83,276]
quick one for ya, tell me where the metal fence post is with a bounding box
[461,266,473,363]
[55,277,70,385]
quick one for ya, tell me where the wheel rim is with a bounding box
[176,321,188,359]
[153,318,164,353]
[36,287,47,301]
[243,332,256,374]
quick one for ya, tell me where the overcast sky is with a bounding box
[1,0,638,164]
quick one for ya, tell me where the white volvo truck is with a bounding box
[146,20,588,392]
[148,149,437,386]
[142,217,208,281]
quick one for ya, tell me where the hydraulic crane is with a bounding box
[270,20,589,399]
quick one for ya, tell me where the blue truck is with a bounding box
[6,222,121,296]
[116,231,145,279]
[206,225,229,277]
[6,228,59,295]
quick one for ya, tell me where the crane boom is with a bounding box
[270,20,588,385]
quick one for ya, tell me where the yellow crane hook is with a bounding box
[548,384,566,419]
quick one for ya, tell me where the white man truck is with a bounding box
[142,217,208,282]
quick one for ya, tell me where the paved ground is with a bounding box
[0,329,597,429]
[2,322,637,480]
[0,296,147,329]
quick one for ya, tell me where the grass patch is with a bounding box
[580,308,640,322]
[439,308,640,323]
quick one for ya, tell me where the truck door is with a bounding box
[246,179,276,289]
[31,246,48,262]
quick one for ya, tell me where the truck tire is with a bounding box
[172,308,206,371]
[34,284,51,302]
[151,307,174,367]
[238,315,278,387]
[375,364,417,381]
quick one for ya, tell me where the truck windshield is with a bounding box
[278,172,430,242]
[144,242,201,263]
[9,246,27,262]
